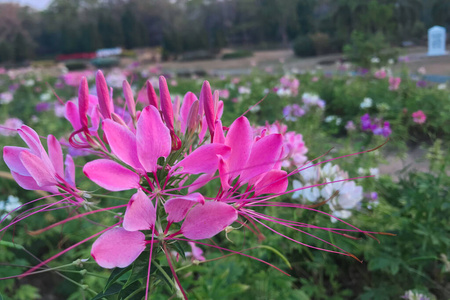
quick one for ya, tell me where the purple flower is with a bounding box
[416,80,427,88]
[360,114,372,131]
[345,120,356,131]
[35,102,51,112]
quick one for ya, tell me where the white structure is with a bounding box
[96,47,123,58]
[427,26,447,56]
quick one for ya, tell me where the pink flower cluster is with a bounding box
[253,121,308,169]
[61,70,94,87]
[412,110,426,124]
[276,76,300,96]
[389,77,401,90]
[2,71,382,298]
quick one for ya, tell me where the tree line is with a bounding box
[0,0,449,63]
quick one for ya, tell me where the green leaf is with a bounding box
[171,241,186,260]
[125,255,150,286]
[257,245,292,269]
[92,283,123,300]
[0,240,24,250]
[104,266,131,290]
[118,281,142,299]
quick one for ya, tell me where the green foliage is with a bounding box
[343,31,398,68]
[292,35,316,57]
[0,65,449,299]
[222,50,253,60]
[64,60,88,71]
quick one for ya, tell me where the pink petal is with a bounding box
[103,119,142,170]
[65,101,82,130]
[181,201,237,240]
[91,227,146,269]
[173,144,230,175]
[180,92,197,133]
[3,146,30,176]
[240,134,283,183]
[47,135,64,178]
[17,125,44,156]
[218,155,231,190]
[185,100,200,135]
[188,173,214,193]
[20,151,57,187]
[11,171,41,190]
[159,76,174,132]
[201,81,215,138]
[122,80,136,118]
[253,170,288,196]
[123,190,156,231]
[216,100,224,121]
[78,76,89,128]
[146,80,159,109]
[64,155,75,187]
[83,159,140,191]
[224,116,253,179]
[136,106,171,173]
[213,120,225,144]
[164,193,205,223]
[95,70,112,119]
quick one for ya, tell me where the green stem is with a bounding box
[91,194,129,201]
[152,260,176,290]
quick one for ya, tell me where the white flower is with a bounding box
[24,79,35,87]
[300,165,320,183]
[277,88,292,97]
[360,97,373,109]
[238,86,251,95]
[437,84,447,90]
[388,58,394,65]
[324,115,335,123]
[0,195,21,220]
[40,92,52,102]
[0,92,13,104]
[330,181,363,210]
[331,210,352,223]
[335,117,342,125]
[369,168,379,179]
[249,105,260,113]
[370,57,380,64]
[292,180,320,202]
[357,167,366,175]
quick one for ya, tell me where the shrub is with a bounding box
[90,57,120,68]
[222,50,253,60]
[292,35,316,57]
[343,31,399,68]
[310,32,331,55]
[64,60,88,71]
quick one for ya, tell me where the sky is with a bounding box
[0,0,51,10]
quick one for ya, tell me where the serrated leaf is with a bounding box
[92,283,123,300]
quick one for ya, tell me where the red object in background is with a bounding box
[56,52,97,61]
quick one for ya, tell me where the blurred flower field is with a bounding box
[0,61,449,300]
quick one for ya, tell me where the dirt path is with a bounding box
[156,47,450,77]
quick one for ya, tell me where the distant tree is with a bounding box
[0,42,14,63]
[14,32,31,62]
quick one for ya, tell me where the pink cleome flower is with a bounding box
[1,70,388,299]
[412,110,426,124]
